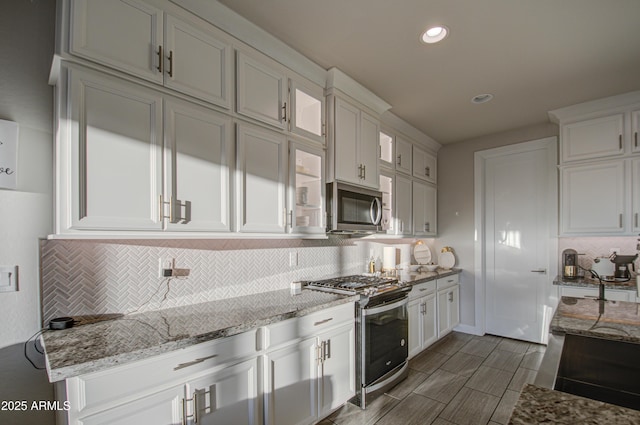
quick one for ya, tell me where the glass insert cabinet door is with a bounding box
[289,79,325,144]
[289,141,325,234]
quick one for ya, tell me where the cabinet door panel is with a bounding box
[412,181,427,236]
[562,114,624,162]
[407,299,422,359]
[71,0,163,83]
[413,146,436,183]
[634,159,640,232]
[237,52,286,129]
[69,67,163,230]
[395,137,412,175]
[186,358,261,425]
[77,385,184,425]
[421,293,438,349]
[264,338,318,425]
[289,142,326,234]
[561,161,626,234]
[237,125,286,233]
[164,14,232,108]
[334,98,360,185]
[359,111,380,189]
[395,175,412,235]
[633,111,640,153]
[165,98,232,232]
[290,80,325,144]
[317,324,355,416]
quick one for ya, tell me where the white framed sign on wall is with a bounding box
[0,119,18,190]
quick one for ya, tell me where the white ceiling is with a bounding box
[216,0,640,144]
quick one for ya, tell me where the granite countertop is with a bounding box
[554,275,637,291]
[41,288,357,382]
[551,296,640,343]
[398,267,461,286]
[509,384,640,424]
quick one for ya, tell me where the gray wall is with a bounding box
[435,122,558,329]
[0,2,55,424]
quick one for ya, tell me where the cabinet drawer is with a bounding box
[409,280,436,299]
[560,286,634,302]
[266,302,355,349]
[68,330,257,414]
[437,274,459,290]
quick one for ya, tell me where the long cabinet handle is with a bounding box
[620,213,623,228]
[174,354,218,371]
[635,132,638,148]
[314,317,333,326]
[397,154,402,166]
[636,212,638,228]
[282,102,287,122]
[157,45,163,73]
[168,50,174,77]
[619,134,623,150]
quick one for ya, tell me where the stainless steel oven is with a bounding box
[355,290,409,408]
[326,182,382,233]
[303,275,410,409]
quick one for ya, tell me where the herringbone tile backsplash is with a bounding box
[40,237,423,324]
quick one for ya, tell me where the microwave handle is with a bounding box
[370,197,382,225]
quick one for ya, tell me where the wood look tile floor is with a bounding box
[321,332,546,425]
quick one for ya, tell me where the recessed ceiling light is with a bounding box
[421,26,449,44]
[471,94,494,104]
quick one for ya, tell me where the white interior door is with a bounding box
[482,138,556,344]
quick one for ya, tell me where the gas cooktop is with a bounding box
[303,274,402,296]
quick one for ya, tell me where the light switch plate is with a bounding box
[0,266,18,292]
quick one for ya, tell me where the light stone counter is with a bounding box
[553,275,637,292]
[398,267,461,286]
[41,288,357,382]
[509,384,640,424]
[551,296,640,343]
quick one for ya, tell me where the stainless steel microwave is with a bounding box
[326,182,382,233]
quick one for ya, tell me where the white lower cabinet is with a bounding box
[263,337,318,425]
[57,303,355,425]
[437,282,460,338]
[408,291,437,359]
[76,385,185,425]
[264,305,355,425]
[186,358,261,425]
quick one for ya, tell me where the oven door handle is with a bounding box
[362,296,408,316]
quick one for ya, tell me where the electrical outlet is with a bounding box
[289,251,298,267]
[158,258,174,278]
[610,248,620,256]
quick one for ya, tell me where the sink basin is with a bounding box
[555,334,640,410]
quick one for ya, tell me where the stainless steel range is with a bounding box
[304,274,410,409]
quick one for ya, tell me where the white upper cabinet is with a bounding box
[561,114,624,162]
[236,51,287,129]
[163,14,232,107]
[395,136,412,175]
[632,110,640,153]
[64,65,164,231]
[632,158,640,232]
[289,142,326,234]
[379,131,394,168]
[412,180,437,236]
[394,174,413,236]
[236,124,287,233]
[70,0,164,83]
[69,0,232,108]
[561,160,626,234]
[164,98,232,232]
[379,172,394,233]
[412,145,437,183]
[289,79,325,144]
[360,111,381,189]
[331,97,380,189]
